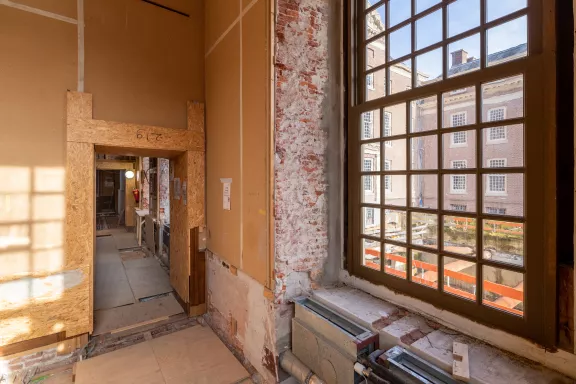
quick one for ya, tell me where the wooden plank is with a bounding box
[125,172,136,227]
[170,152,190,303]
[67,117,204,152]
[187,101,205,133]
[94,144,184,159]
[188,151,205,228]
[0,332,65,357]
[95,160,135,170]
[452,342,470,382]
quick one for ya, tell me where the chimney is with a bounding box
[466,56,475,63]
[450,49,468,67]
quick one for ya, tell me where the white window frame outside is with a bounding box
[384,111,392,147]
[487,107,507,143]
[450,174,467,194]
[364,159,373,191]
[486,206,507,215]
[363,111,374,139]
[365,207,375,226]
[486,158,507,196]
[451,130,468,148]
[451,160,467,169]
[367,72,375,90]
[384,159,392,191]
[450,204,467,211]
[451,111,467,128]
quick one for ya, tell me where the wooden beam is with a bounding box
[68,118,204,152]
[452,342,470,382]
[95,160,135,170]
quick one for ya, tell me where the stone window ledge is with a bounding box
[312,279,575,383]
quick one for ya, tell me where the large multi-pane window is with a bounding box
[353,0,555,344]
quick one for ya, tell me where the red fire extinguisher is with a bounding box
[132,189,140,203]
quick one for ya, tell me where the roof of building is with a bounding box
[446,43,528,77]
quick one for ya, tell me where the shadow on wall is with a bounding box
[0,165,69,346]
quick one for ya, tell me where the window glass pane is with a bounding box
[412,250,438,288]
[389,24,412,60]
[362,175,381,204]
[385,209,407,242]
[390,61,412,94]
[366,68,387,101]
[442,131,476,168]
[411,135,438,170]
[486,0,527,23]
[416,48,443,87]
[384,138,406,170]
[361,143,381,171]
[442,87,476,128]
[384,244,407,278]
[362,207,381,237]
[483,173,524,216]
[411,212,438,249]
[448,34,481,78]
[389,0,411,28]
[410,95,438,132]
[366,35,386,69]
[443,216,476,256]
[483,124,524,167]
[448,0,480,37]
[416,0,440,14]
[483,266,524,316]
[384,103,407,136]
[416,9,442,50]
[443,174,476,213]
[483,219,524,266]
[411,174,438,209]
[366,3,386,39]
[482,75,524,122]
[362,238,381,271]
[443,257,476,301]
[361,110,380,140]
[385,175,407,206]
[487,16,527,67]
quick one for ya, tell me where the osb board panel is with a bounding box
[206,25,241,266]
[0,265,90,346]
[95,160,135,170]
[66,142,94,269]
[0,7,76,168]
[68,118,204,152]
[170,152,190,302]
[188,151,205,228]
[241,0,269,286]
[125,172,136,227]
[67,92,93,120]
[94,145,183,159]
[85,0,204,129]
[205,0,239,53]
[10,0,77,19]
[187,102,205,133]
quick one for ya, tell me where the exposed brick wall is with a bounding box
[274,0,330,304]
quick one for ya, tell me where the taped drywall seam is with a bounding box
[77,0,85,92]
[205,0,259,58]
[0,0,77,24]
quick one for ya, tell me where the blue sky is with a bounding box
[368,0,527,77]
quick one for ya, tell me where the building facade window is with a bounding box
[367,72,375,90]
[352,0,554,345]
[363,111,374,139]
[365,207,375,225]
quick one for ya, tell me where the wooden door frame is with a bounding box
[95,160,136,226]
[66,91,205,335]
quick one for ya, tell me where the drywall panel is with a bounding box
[170,152,190,302]
[206,25,241,266]
[0,6,76,167]
[10,0,77,19]
[243,0,253,9]
[84,0,204,128]
[241,0,269,285]
[205,0,239,53]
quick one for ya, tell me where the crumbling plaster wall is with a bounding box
[273,0,342,353]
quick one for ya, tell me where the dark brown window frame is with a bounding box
[346,0,557,346]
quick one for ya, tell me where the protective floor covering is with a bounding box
[112,231,139,250]
[75,326,250,384]
[94,237,135,311]
[93,294,183,336]
[123,257,172,300]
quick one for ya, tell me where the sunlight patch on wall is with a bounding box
[0,316,31,346]
[34,167,65,193]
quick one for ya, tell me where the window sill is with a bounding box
[315,271,576,382]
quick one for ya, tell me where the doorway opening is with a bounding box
[93,153,182,336]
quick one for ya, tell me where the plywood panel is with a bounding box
[95,145,183,159]
[241,0,269,285]
[0,7,76,168]
[206,25,242,266]
[11,0,77,19]
[205,0,239,53]
[85,0,204,128]
[170,153,190,302]
[95,160,135,170]
[188,151,205,228]
[125,172,136,227]
[68,118,204,152]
